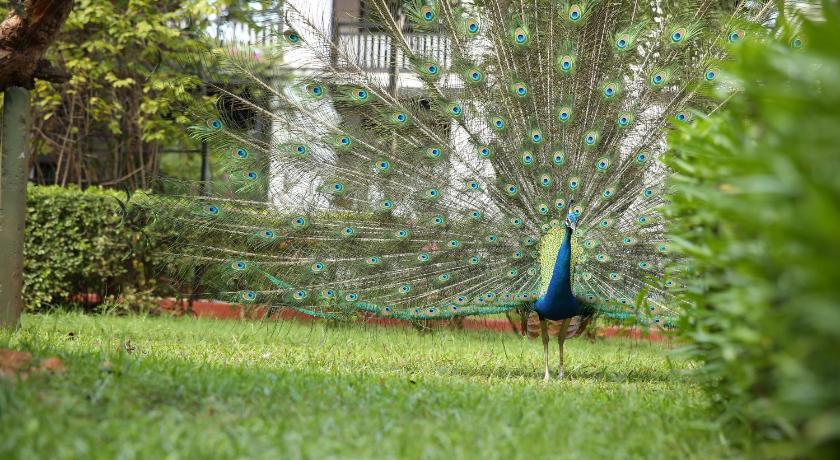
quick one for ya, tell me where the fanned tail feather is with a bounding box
[148,0,785,326]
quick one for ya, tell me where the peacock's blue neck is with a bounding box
[534,225,580,320]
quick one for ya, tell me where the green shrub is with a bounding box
[665,7,840,459]
[23,186,164,312]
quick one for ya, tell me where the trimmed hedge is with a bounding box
[665,9,840,459]
[23,186,164,312]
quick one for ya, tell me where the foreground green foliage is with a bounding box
[2,313,736,459]
[666,7,840,459]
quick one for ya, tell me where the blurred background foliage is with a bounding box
[0,0,269,189]
[666,4,840,459]
[23,186,173,313]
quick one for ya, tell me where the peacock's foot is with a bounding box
[543,371,551,382]
[557,368,565,381]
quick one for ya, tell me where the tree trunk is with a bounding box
[0,0,74,91]
[0,1,73,328]
[0,87,30,329]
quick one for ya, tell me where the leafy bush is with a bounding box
[23,186,164,312]
[665,7,840,459]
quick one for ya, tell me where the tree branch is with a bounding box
[0,0,75,90]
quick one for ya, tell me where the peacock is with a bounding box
[153,0,784,380]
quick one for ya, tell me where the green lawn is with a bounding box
[0,313,741,459]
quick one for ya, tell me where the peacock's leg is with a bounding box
[557,318,572,380]
[540,319,550,381]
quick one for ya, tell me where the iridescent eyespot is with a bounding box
[396,229,408,239]
[242,290,257,301]
[205,205,220,215]
[342,226,355,236]
[469,256,480,265]
[558,108,571,121]
[470,210,482,219]
[513,27,528,44]
[465,18,479,34]
[232,261,247,270]
[616,34,629,49]
[380,200,393,210]
[284,30,301,44]
[208,119,223,129]
[466,180,480,190]
[448,240,460,248]
[505,184,518,195]
[558,55,574,72]
[521,152,534,165]
[478,146,492,158]
[596,158,610,170]
[540,175,551,187]
[487,235,498,243]
[728,30,745,43]
[418,253,430,262]
[433,215,445,225]
[704,68,718,81]
[311,262,325,272]
[636,152,647,164]
[308,84,323,97]
[618,115,630,126]
[790,37,802,49]
[553,152,566,165]
[569,5,582,21]
[346,293,359,301]
[262,230,274,238]
[234,148,248,158]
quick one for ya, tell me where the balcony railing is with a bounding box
[335,22,451,71]
[220,19,451,73]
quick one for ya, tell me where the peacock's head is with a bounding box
[564,209,579,231]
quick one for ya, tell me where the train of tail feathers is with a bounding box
[147,0,807,378]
